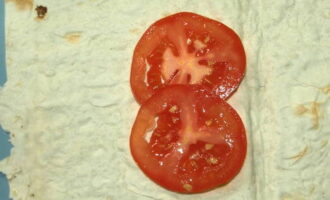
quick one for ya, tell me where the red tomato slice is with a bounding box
[130,85,247,193]
[130,12,246,104]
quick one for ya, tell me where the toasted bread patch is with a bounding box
[6,0,33,10]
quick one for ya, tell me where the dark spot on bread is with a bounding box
[35,5,47,19]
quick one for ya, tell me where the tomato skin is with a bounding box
[130,12,246,104]
[130,85,247,193]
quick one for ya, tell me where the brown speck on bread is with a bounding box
[285,146,308,164]
[63,32,82,43]
[294,102,322,129]
[322,85,330,94]
[129,28,140,35]
[294,105,308,115]
[35,5,47,19]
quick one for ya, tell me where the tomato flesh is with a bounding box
[130,12,246,104]
[130,85,247,193]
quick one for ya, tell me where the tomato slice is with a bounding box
[130,12,246,104]
[130,85,247,193]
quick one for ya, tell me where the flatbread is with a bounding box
[0,0,329,200]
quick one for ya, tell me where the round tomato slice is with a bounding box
[130,85,247,193]
[130,12,246,104]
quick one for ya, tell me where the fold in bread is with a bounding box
[0,0,329,200]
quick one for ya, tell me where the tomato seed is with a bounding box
[183,184,193,192]
[169,105,178,113]
[205,120,212,126]
[205,143,214,150]
[208,157,218,164]
[204,36,210,43]
[194,40,207,50]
